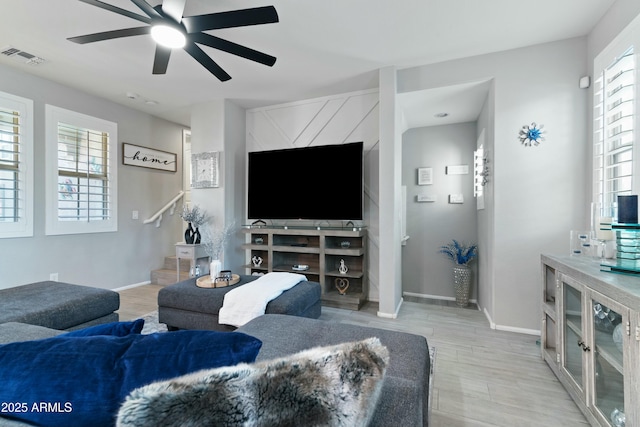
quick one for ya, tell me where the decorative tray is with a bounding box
[196,274,240,288]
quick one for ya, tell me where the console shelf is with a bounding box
[242,227,368,310]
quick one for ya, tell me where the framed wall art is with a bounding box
[417,167,433,185]
[191,151,220,188]
[122,143,177,172]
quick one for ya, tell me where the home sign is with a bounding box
[122,143,177,172]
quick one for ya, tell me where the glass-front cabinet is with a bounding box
[588,292,629,427]
[543,254,640,427]
[559,274,586,399]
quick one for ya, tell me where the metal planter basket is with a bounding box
[453,266,472,307]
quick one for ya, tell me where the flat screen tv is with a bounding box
[248,142,363,221]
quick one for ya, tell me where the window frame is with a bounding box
[593,15,640,215]
[0,91,33,239]
[45,105,118,235]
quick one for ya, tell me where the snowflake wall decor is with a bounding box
[518,122,545,147]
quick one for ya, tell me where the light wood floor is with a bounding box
[118,285,588,427]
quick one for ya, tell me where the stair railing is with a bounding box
[143,191,185,228]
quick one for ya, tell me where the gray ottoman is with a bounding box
[158,275,321,331]
[0,281,120,331]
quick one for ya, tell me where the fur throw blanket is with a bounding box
[116,337,389,427]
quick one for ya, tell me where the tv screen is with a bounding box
[248,142,363,221]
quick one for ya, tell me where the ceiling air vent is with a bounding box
[1,46,45,65]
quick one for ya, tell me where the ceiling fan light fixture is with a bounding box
[151,24,186,48]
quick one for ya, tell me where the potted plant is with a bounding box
[438,240,478,307]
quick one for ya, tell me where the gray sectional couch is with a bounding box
[0,310,431,426]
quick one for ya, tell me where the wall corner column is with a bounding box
[377,66,403,317]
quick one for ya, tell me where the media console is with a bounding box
[241,226,368,310]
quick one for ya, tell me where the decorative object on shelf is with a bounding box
[210,259,222,280]
[254,237,264,245]
[591,202,617,260]
[338,259,349,275]
[201,221,236,275]
[593,303,621,333]
[122,143,177,172]
[196,273,241,289]
[438,240,478,307]
[191,152,220,189]
[179,205,207,244]
[292,264,309,271]
[335,278,350,295]
[251,256,263,268]
[570,230,591,256]
[617,195,638,224]
[612,323,623,353]
[518,122,545,147]
[340,241,351,249]
[610,408,626,427]
[184,223,195,244]
[417,167,433,185]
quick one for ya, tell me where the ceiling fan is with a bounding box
[67,0,279,81]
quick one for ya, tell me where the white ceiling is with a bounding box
[1,0,616,127]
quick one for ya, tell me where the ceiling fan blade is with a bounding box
[191,33,276,67]
[68,26,151,44]
[183,42,231,81]
[152,46,172,74]
[78,0,151,24]
[130,0,162,19]
[182,6,279,33]
[162,0,187,23]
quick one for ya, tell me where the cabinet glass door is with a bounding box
[590,296,626,426]
[562,279,584,391]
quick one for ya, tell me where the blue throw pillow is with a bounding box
[63,319,145,337]
[0,331,262,427]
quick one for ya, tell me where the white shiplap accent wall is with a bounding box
[246,89,380,301]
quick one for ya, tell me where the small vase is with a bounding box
[185,223,194,244]
[210,259,222,279]
[453,265,472,307]
[193,227,201,244]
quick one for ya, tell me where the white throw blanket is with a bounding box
[218,272,307,327]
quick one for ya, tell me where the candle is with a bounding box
[596,217,615,241]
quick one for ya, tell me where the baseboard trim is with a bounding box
[377,297,403,319]
[483,307,540,335]
[113,280,151,292]
[495,324,541,336]
[403,291,479,305]
[483,307,496,329]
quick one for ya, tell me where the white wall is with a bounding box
[190,100,246,273]
[401,122,478,300]
[398,38,589,331]
[245,89,380,301]
[0,63,185,290]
